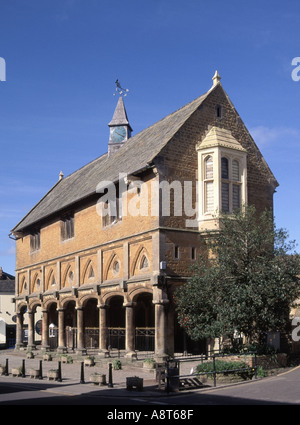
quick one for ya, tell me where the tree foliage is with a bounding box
[175,206,300,344]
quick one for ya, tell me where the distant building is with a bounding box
[0,267,16,349]
[10,73,278,357]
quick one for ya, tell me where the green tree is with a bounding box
[175,206,300,344]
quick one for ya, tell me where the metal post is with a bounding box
[166,360,170,393]
[39,360,43,380]
[254,352,257,379]
[22,359,25,378]
[58,361,62,382]
[80,361,85,384]
[213,355,216,387]
[5,359,9,376]
[108,363,113,388]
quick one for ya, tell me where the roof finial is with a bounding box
[59,171,64,181]
[212,70,221,86]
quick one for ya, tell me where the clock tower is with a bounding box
[108,95,133,156]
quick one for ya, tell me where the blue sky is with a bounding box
[0,0,299,275]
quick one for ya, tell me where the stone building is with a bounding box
[10,72,278,358]
[0,267,16,349]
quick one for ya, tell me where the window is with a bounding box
[174,245,180,260]
[215,105,222,119]
[221,157,241,213]
[204,156,214,213]
[140,255,149,270]
[50,273,56,287]
[36,278,41,291]
[88,265,95,279]
[102,197,122,227]
[191,247,196,261]
[197,127,247,228]
[61,216,74,240]
[30,231,40,252]
[68,271,74,285]
[112,260,120,276]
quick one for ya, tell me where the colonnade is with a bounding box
[15,297,170,360]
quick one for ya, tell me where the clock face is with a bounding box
[111,126,126,143]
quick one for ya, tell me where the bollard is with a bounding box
[5,359,9,376]
[212,355,216,387]
[108,363,113,388]
[57,361,62,382]
[80,361,85,384]
[22,359,26,378]
[39,360,43,380]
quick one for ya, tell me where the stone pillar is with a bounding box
[98,304,109,357]
[154,299,169,361]
[15,312,24,350]
[76,307,86,355]
[41,309,50,352]
[27,311,36,351]
[57,309,66,353]
[124,302,137,359]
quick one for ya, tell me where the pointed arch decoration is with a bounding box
[21,276,27,294]
[131,246,151,276]
[46,268,56,291]
[31,272,41,293]
[82,259,97,284]
[62,264,75,288]
[104,252,121,281]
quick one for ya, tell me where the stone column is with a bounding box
[41,309,50,352]
[98,304,109,357]
[153,299,169,361]
[57,308,66,353]
[27,311,36,351]
[76,307,86,355]
[124,302,137,359]
[15,312,24,350]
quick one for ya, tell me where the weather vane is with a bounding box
[114,79,129,97]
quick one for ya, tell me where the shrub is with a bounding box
[196,359,254,380]
[112,359,122,370]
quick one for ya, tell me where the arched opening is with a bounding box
[134,292,155,352]
[64,300,77,351]
[48,302,58,350]
[83,298,99,349]
[107,296,125,350]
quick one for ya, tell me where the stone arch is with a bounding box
[78,294,99,309]
[102,291,127,306]
[60,296,78,310]
[129,286,153,302]
[28,299,41,314]
[17,301,28,315]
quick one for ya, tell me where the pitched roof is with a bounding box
[12,89,210,233]
[0,268,15,293]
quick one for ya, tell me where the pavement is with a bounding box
[0,348,202,398]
